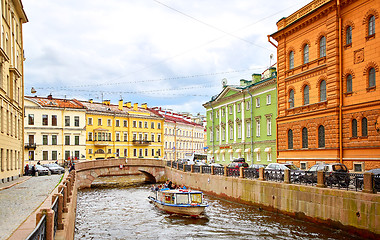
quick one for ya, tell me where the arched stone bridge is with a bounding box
[75,158,166,189]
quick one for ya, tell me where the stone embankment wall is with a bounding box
[165,167,379,239]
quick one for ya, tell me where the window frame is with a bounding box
[319,36,326,58]
[346,26,352,45]
[368,15,375,36]
[303,85,309,105]
[320,80,326,101]
[288,129,293,149]
[369,68,376,88]
[318,125,325,148]
[302,127,308,149]
[303,44,309,64]
[289,51,294,70]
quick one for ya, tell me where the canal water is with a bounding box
[75,183,360,240]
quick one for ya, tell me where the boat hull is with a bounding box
[149,197,206,217]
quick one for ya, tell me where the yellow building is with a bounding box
[0,1,27,183]
[80,100,164,160]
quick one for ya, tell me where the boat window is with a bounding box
[164,194,174,204]
[191,194,202,204]
[176,194,189,205]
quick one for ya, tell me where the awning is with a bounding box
[220,149,225,153]
[245,148,251,153]
[264,147,272,152]
[228,149,234,153]
[254,148,260,153]
[214,150,220,154]
[235,149,242,153]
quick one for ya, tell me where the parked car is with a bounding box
[302,163,349,186]
[265,163,299,181]
[265,163,298,170]
[357,168,380,192]
[249,164,267,169]
[35,165,50,175]
[209,163,223,167]
[43,163,65,174]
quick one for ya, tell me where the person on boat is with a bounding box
[181,185,187,189]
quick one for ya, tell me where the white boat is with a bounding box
[148,188,208,217]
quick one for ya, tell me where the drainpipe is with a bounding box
[337,0,343,164]
[247,89,254,165]
[210,102,215,162]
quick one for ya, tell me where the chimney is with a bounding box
[89,99,93,103]
[47,94,53,100]
[133,103,138,111]
[103,100,110,105]
[141,103,147,109]
[252,73,261,83]
[124,101,131,108]
[118,99,123,111]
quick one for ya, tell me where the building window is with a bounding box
[124,149,128,157]
[123,120,128,127]
[318,125,325,148]
[107,119,112,127]
[52,151,57,161]
[303,85,309,105]
[28,114,34,125]
[362,117,368,137]
[256,119,260,137]
[52,115,57,126]
[151,122,155,129]
[88,117,93,125]
[74,116,79,127]
[266,94,271,105]
[229,106,233,114]
[303,44,309,64]
[267,152,272,162]
[124,132,128,142]
[246,101,250,110]
[158,123,161,129]
[237,103,241,112]
[116,120,120,127]
[158,134,161,142]
[88,132,93,141]
[346,75,353,93]
[98,118,102,126]
[43,115,48,126]
[256,98,260,107]
[267,117,271,136]
[368,15,375,36]
[139,121,142,128]
[352,119,357,137]
[346,26,352,45]
[289,89,294,108]
[320,80,326,101]
[229,127,233,140]
[302,127,308,148]
[65,136,70,145]
[133,149,137,157]
[151,134,155,142]
[133,121,137,128]
[42,135,48,145]
[43,151,48,160]
[289,51,294,69]
[246,123,251,138]
[369,68,376,88]
[237,124,241,139]
[151,149,155,156]
[52,135,57,145]
[288,129,293,149]
[65,116,70,126]
[256,152,261,162]
[319,36,326,58]
[300,162,307,170]
[89,149,93,154]
[353,163,364,172]
[216,129,219,141]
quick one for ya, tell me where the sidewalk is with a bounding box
[0,174,63,240]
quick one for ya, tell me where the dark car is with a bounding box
[357,168,380,192]
[35,165,50,175]
[302,163,349,187]
[43,163,65,174]
[227,159,248,177]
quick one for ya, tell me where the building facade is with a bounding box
[270,0,380,171]
[81,100,164,160]
[0,0,27,183]
[150,107,206,162]
[203,68,277,166]
[24,96,87,165]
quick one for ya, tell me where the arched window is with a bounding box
[318,125,325,148]
[289,89,294,108]
[352,119,357,137]
[303,44,309,64]
[368,15,375,36]
[289,51,294,70]
[288,129,293,149]
[319,36,326,58]
[303,85,309,105]
[346,74,353,93]
[320,80,326,101]
[361,117,368,137]
[369,68,376,88]
[302,127,308,148]
[346,26,352,45]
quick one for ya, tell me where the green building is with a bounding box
[203,67,277,166]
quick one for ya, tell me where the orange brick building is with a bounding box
[270,0,380,172]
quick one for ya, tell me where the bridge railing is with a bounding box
[165,161,379,194]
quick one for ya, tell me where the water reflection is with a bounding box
[75,185,360,240]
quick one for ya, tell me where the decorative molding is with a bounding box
[354,48,364,64]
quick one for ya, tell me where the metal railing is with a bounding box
[52,197,59,235]
[202,166,211,174]
[193,165,200,173]
[25,214,46,240]
[214,166,224,175]
[172,162,177,169]
[185,165,191,172]
[264,169,284,182]
[374,174,380,192]
[227,167,240,177]
[178,163,183,170]
[291,171,317,186]
[166,161,171,167]
[243,168,259,179]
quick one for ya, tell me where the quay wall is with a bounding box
[165,167,380,239]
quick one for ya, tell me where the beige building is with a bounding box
[24,95,87,165]
[0,0,27,183]
[151,107,206,161]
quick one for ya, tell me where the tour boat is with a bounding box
[148,188,208,217]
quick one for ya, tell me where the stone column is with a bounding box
[183,164,186,172]
[191,165,194,173]
[258,167,265,181]
[316,170,326,188]
[284,169,290,184]
[36,209,55,240]
[362,172,374,194]
[224,166,228,176]
[211,166,214,175]
[200,165,203,174]
[239,167,244,178]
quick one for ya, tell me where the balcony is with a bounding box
[132,139,151,146]
[24,143,37,149]
[93,140,109,146]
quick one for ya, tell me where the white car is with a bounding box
[265,163,299,170]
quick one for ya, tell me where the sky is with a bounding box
[22,0,312,115]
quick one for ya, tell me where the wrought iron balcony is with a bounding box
[132,139,151,145]
[24,143,37,149]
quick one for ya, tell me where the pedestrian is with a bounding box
[55,160,58,164]
[31,165,36,176]
[24,164,29,176]
[69,163,75,172]
[37,161,41,165]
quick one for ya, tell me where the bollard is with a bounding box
[170,161,173,168]
[316,170,326,188]
[35,171,39,177]
[48,171,51,176]
[36,209,55,240]
[239,167,244,178]
[200,165,203,174]
[183,164,186,172]
[191,165,194,173]
[362,172,374,194]
[224,166,228,177]
[211,165,215,175]
[284,169,290,184]
[258,167,265,181]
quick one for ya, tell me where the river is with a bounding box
[75,183,360,239]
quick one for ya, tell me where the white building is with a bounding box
[24,95,87,165]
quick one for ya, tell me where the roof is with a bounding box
[149,108,204,128]
[25,96,86,109]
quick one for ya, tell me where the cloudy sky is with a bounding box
[22,0,311,114]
